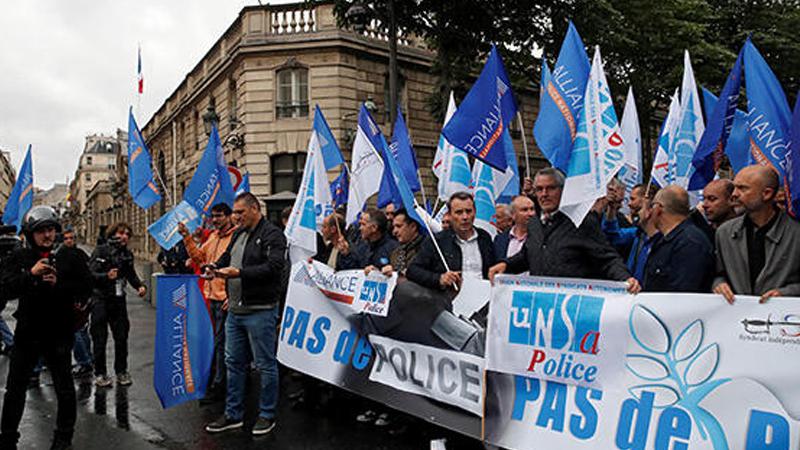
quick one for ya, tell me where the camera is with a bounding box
[107,236,134,270]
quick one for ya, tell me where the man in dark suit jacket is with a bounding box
[494,195,536,259]
[489,168,640,293]
[407,192,497,291]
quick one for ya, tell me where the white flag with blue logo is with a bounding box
[618,87,642,215]
[285,129,333,263]
[346,104,386,225]
[561,47,626,227]
[671,51,705,193]
[434,93,473,201]
[650,89,681,188]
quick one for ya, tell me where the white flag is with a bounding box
[650,89,681,188]
[618,86,642,214]
[434,93,473,201]
[561,46,626,227]
[346,106,385,225]
[672,50,706,199]
[285,130,333,263]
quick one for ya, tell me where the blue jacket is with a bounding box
[643,219,715,292]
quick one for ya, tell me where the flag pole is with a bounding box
[516,111,531,179]
[416,169,428,212]
[414,199,458,291]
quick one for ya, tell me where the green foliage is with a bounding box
[327,0,800,157]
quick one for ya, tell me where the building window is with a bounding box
[86,156,93,166]
[85,173,91,182]
[228,78,238,129]
[276,68,309,119]
[271,153,306,193]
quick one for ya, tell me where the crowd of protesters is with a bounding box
[1,161,798,447]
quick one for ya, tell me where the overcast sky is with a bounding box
[0,0,289,189]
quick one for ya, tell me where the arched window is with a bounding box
[276,67,309,119]
[271,153,306,193]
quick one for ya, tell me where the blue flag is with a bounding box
[743,38,792,183]
[235,172,250,196]
[330,169,348,209]
[787,92,800,216]
[2,146,33,232]
[441,44,518,171]
[127,109,162,209]
[379,134,423,226]
[497,128,520,204]
[313,105,345,170]
[689,47,744,189]
[183,125,235,216]
[148,200,203,250]
[153,275,214,409]
[533,22,591,172]
[389,106,421,192]
[700,88,750,174]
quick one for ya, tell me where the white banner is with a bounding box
[301,260,397,317]
[485,275,800,450]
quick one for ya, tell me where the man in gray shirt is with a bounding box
[204,193,287,437]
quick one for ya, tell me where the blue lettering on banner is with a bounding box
[280,306,331,355]
[509,291,603,383]
[510,375,602,440]
[745,410,789,450]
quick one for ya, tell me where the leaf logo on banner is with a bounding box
[626,304,731,447]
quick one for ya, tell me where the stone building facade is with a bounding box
[0,151,15,218]
[96,1,542,258]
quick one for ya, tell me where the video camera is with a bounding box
[105,235,134,270]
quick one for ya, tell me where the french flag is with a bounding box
[137,45,143,94]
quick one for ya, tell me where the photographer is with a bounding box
[0,206,92,450]
[88,222,146,388]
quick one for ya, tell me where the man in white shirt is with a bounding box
[494,195,535,258]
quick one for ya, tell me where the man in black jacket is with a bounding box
[489,168,641,293]
[88,222,146,388]
[205,193,287,437]
[336,208,397,271]
[0,206,93,450]
[408,192,496,291]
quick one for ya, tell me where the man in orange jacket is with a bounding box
[178,203,236,402]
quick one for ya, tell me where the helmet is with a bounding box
[22,206,62,235]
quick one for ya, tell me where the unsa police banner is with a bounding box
[485,275,800,450]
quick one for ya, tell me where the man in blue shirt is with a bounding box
[603,186,661,283]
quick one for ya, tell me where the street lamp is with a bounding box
[345,1,398,128]
[202,97,220,136]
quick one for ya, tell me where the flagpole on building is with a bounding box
[517,111,531,179]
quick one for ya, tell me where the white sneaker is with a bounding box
[116,372,133,386]
[95,375,113,388]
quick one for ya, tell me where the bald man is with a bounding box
[494,204,512,234]
[702,179,739,229]
[713,165,800,303]
[494,196,536,258]
[643,185,715,292]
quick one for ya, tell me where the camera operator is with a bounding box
[0,206,92,450]
[0,223,22,355]
[88,222,146,388]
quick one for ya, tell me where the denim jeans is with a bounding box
[0,317,13,348]
[209,301,227,388]
[224,308,279,421]
[73,326,92,367]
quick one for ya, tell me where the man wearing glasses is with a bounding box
[489,168,640,294]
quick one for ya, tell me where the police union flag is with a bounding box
[441,45,517,171]
[2,146,33,232]
[561,47,626,227]
[127,109,162,209]
[154,275,213,409]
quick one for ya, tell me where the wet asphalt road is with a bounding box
[0,272,486,449]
